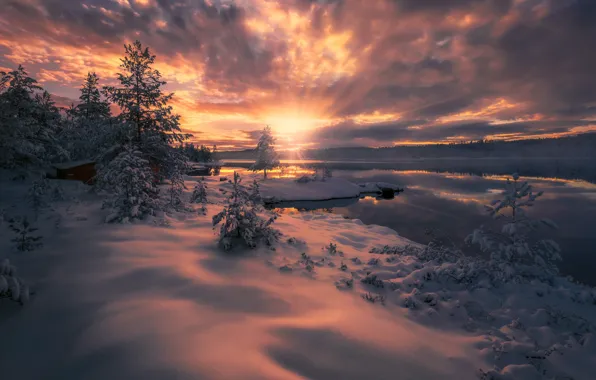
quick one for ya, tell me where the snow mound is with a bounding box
[357,182,403,193]
[259,178,403,203]
[260,177,362,203]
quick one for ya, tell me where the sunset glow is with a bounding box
[1,0,594,150]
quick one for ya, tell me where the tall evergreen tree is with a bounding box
[103,40,189,178]
[104,40,188,145]
[250,126,280,179]
[74,72,111,121]
[60,72,115,160]
[0,65,65,167]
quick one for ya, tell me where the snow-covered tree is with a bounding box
[0,259,30,304]
[165,162,186,211]
[59,72,115,160]
[74,72,111,121]
[191,177,208,214]
[0,65,66,167]
[103,40,190,176]
[27,177,50,220]
[212,172,279,250]
[97,144,159,223]
[466,173,561,277]
[250,126,280,179]
[9,217,43,252]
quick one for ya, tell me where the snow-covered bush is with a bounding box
[0,259,30,304]
[249,179,262,205]
[0,65,67,168]
[9,217,42,252]
[27,176,50,219]
[190,177,208,214]
[466,173,562,279]
[250,126,280,179]
[165,164,186,211]
[97,144,159,223]
[212,172,280,250]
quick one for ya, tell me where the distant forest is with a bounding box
[219,133,596,161]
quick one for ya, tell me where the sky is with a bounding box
[1,0,595,150]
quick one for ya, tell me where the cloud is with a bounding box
[0,0,594,149]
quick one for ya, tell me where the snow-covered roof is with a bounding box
[52,160,96,170]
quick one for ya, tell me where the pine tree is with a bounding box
[191,177,208,214]
[9,217,43,252]
[61,73,117,161]
[27,177,50,220]
[0,65,66,167]
[212,172,279,250]
[97,144,160,223]
[103,40,190,171]
[466,173,562,277]
[75,72,111,121]
[105,41,186,144]
[250,126,280,179]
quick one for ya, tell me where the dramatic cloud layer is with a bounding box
[1,0,594,149]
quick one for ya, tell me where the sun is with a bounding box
[263,113,327,134]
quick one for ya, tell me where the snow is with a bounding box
[258,177,403,203]
[357,181,404,193]
[1,171,595,379]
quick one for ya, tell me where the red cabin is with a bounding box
[52,160,96,184]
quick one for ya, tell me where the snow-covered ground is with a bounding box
[1,171,595,379]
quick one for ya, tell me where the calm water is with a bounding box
[223,160,596,285]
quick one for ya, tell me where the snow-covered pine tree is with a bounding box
[27,176,50,220]
[165,160,187,211]
[9,217,43,251]
[191,177,208,214]
[97,144,159,223]
[103,40,190,178]
[76,72,111,121]
[60,72,114,160]
[0,65,65,167]
[466,173,562,278]
[250,126,280,179]
[0,259,30,304]
[212,172,279,250]
[249,179,262,205]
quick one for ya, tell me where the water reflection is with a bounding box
[224,158,596,183]
[219,160,596,285]
[332,170,596,285]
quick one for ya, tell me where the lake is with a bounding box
[221,159,596,285]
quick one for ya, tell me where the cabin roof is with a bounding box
[53,160,96,170]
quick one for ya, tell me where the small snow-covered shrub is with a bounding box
[467,173,562,279]
[212,172,280,250]
[362,292,385,305]
[361,273,384,288]
[166,168,186,211]
[27,176,50,219]
[97,144,159,223]
[0,259,30,304]
[9,217,42,251]
[190,177,208,214]
[249,179,262,205]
